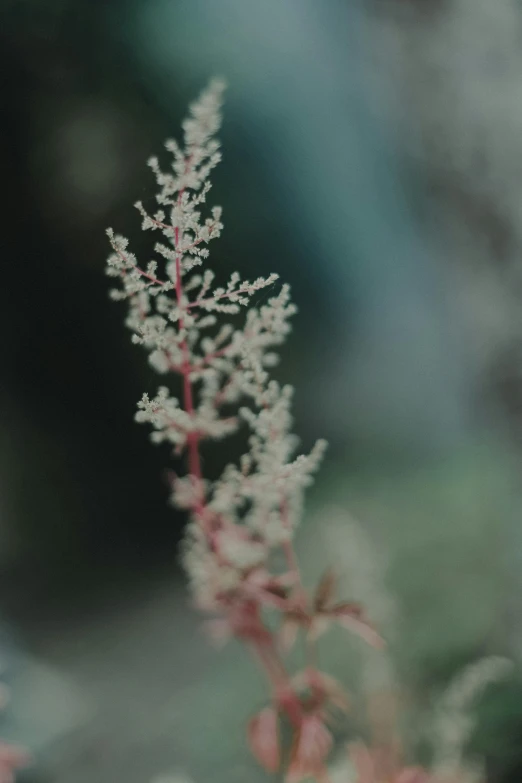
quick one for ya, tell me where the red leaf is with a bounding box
[308,615,331,641]
[312,671,350,712]
[331,605,384,649]
[330,601,363,618]
[313,568,337,611]
[287,715,333,783]
[247,706,280,773]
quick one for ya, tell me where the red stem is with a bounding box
[174,227,202,484]
[171,157,306,750]
[249,626,303,727]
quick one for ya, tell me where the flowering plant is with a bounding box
[106,81,505,783]
[106,79,382,780]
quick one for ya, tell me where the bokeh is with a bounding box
[2,1,522,781]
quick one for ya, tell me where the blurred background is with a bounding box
[2,0,522,780]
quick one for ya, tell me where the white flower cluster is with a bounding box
[107,80,326,610]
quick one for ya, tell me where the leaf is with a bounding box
[286,715,333,783]
[313,568,337,612]
[264,583,290,600]
[247,706,280,773]
[330,605,384,649]
[330,600,364,618]
[313,671,350,713]
[280,600,311,649]
[293,669,350,713]
[308,615,331,642]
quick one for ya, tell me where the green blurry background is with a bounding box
[1,0,522,781]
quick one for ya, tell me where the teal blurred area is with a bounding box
[1,0,522,781]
